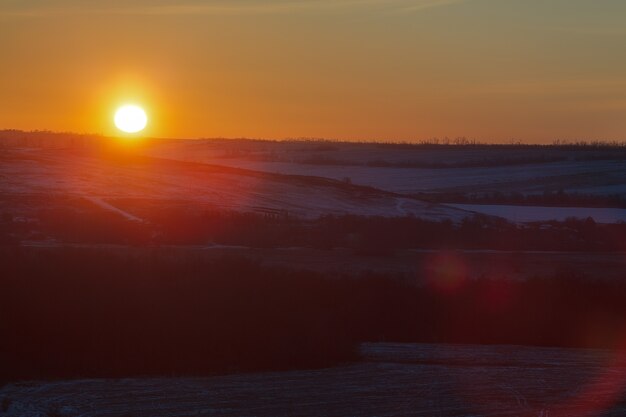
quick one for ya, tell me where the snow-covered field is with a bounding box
[161,158,626,195]
[139,139,626,223]
[144,140,626,196]
[448,203,626,223]
[3,342,626,417]
[3,138,626,223]
[0,148,467,221]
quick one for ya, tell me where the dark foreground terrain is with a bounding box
[4,133,626,416]
[4,342,626,417]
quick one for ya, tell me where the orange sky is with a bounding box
[1,0,625,142]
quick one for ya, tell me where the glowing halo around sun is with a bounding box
[114,105,148,133]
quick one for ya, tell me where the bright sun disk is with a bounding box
[114,105,148,133]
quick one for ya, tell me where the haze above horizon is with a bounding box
[1,0,625,143]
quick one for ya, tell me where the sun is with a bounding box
[114,105,148,134]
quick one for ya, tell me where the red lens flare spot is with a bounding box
[425,251,468,293]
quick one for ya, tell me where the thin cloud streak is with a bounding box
[548,26,626,37]
[392,0,468,14]
[0,0,469,17]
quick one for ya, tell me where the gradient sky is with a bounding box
[1,0,625,142]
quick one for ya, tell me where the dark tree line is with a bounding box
[3,248,626,383]
[9,204,625,253]
[416,190,626,209]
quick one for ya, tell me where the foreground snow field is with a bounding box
[3,342,626,417]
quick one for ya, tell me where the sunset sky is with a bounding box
[1,0,625,142]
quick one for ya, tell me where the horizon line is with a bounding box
[1,129,626,147]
